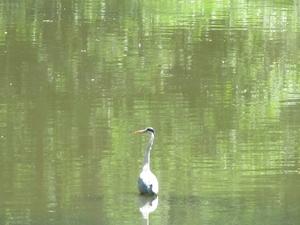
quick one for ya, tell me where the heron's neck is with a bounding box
[142,133,154,171]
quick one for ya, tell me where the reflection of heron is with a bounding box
[135,127,159,195]
[137,195,159,220]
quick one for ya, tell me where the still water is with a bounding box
[1,0,300,224]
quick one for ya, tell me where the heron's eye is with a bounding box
[146,127,155,134]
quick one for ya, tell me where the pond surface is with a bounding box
[1,0,300,224]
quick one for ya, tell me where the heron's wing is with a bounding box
[138,171,158,195]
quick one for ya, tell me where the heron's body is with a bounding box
[135,127,159,195]
[138,170,158,195]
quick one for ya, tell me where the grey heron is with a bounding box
[135,127,159,195]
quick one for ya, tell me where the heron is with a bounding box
[135,127,159,195]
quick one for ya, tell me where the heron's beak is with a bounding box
[134,129,146,134]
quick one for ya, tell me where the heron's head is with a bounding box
[134,127,155,136]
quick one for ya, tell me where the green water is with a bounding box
[0,0,300,224]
